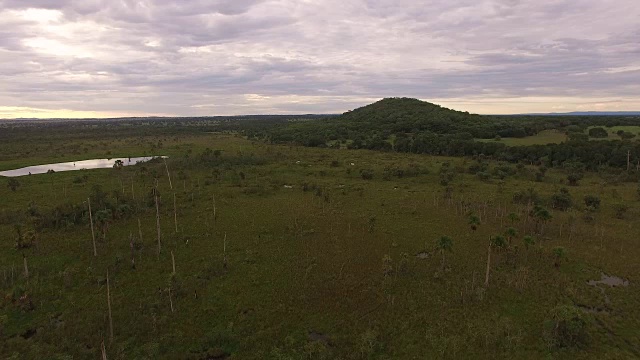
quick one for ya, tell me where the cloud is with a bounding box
[0,0,639,117]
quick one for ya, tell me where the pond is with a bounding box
[0,156,166,177]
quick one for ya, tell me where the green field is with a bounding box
[477,130,567,146]
[478,126,640,146]
[1,130,640,359]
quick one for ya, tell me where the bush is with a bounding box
[583,195,600,210]
[551,188,572,211]
[360,169,374,180]
[545,306,590,349]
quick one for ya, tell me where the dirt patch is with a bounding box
[587,273,629,287]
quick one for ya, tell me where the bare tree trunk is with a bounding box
[23,254,29,283]
[88,198,97,257]
[137,218,143,244]
[164,158,173,190]
[173,193,178,233]
[131,177,135,200]
[107,270,114,344]
[101,340,108,360]
[129,233,135,269]
[171,251,176,275]
[223,232,227,269]
[155,193,161,259]
[484,244,491,287]
[169,288,174,312]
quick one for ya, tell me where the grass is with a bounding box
[1,131,640,359]
[477,130,566,146]
[478,126,640,146]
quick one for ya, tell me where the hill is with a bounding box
[340,97,476,123]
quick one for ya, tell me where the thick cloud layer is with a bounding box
[1,0,639,117]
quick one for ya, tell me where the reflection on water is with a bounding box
[0,156,166,177]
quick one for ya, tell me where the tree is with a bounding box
[567,173,583,186]
[588,127,608,138]
[94,209,112,241]
[7,178,20,192]
[113,160,124,170]
[485,235,507,286]
[551,188,573,211]
[523,235,535,250]
[553,247,566,268]
[507,212,520,225]
[531,205,552,235]
[436,236,453,270]
[468,214,481,232]
[505,227,517,245]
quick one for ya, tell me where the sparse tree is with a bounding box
[468,214,480,232]
[485,235,507,287]
[436,236,453,270]
[552,247,566,268]
[505,227,517,245]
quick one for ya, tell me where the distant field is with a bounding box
[477,130,566,146]
[478,126,640,146]
[587,126,640,140]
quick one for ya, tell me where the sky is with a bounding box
[0,0,639,118]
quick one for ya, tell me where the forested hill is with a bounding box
[340,97,476,123]
[257,97,640,171]
[332,97,539,139]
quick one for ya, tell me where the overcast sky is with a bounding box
[1,0,639,118]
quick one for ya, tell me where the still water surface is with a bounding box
[0,156,165,177]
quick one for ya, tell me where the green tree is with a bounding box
[507,212,520,225]
[552,247,566,268]
[485,235,507,286]
[468,214,481,232]
[436,236,453,270]
[505,227,517,245]
[523,235,535,250]
[551,188,573,211]
[588,127,608,138]
[94,209,112,241]
[531,205,552,235]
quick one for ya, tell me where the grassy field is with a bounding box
[1,131,640,359]
[478,126,640,146]
[477,130,567,146]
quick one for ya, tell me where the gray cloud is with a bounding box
[0,0,639,117]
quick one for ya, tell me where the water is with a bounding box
[0,156,166,177]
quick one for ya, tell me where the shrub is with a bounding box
[583,195,600,210]
[551,188,572,211]
[544,306,590,349]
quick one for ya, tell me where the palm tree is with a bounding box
[552,247,566,268]
[94,209,112,241]
[436,236,453,270]
[468,214,481,232]
[485,235,507,287]
[532,205,552,235]
[523,236,535,250]
[507,212,520,225]
[505,227,517,245]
